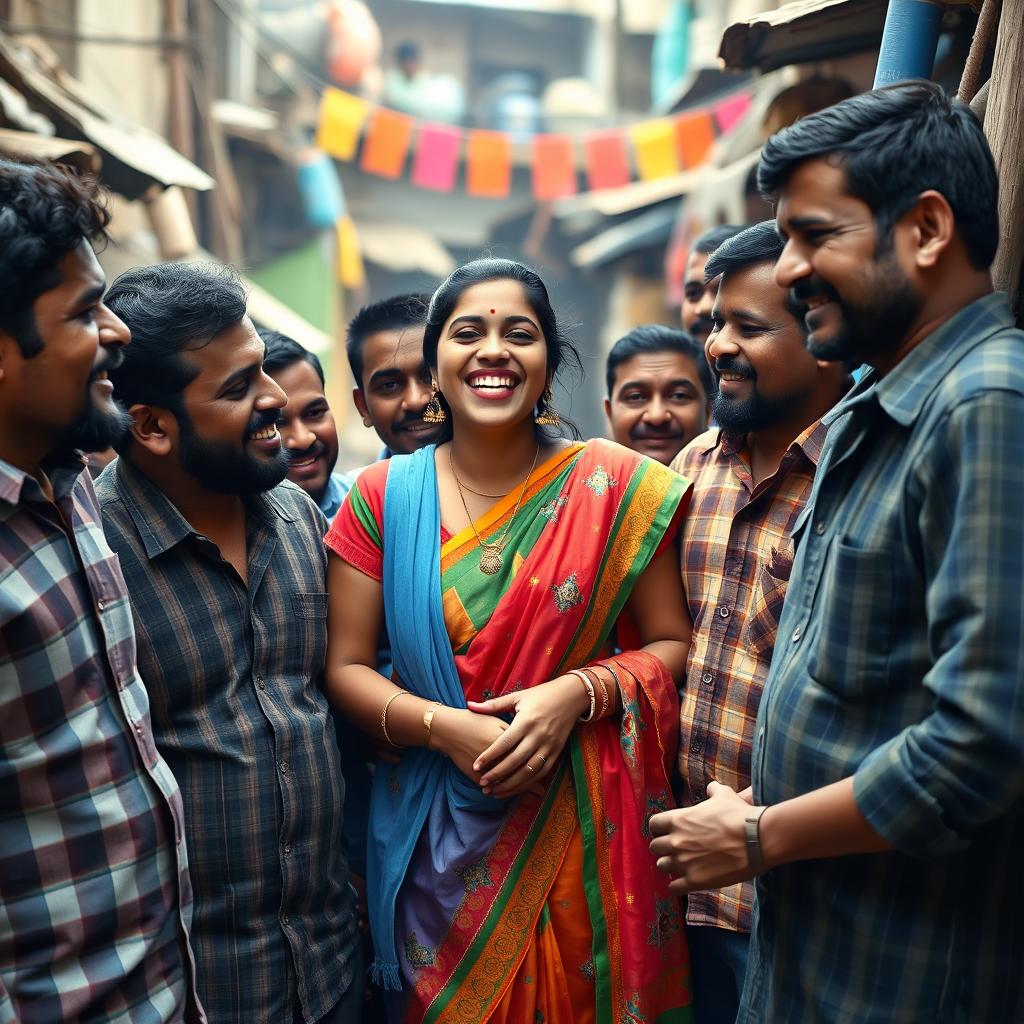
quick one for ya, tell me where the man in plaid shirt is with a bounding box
[652,82,1024,1021]
[664,220,848,1023]
[0,161,203,1021]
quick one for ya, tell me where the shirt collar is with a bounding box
[110,457,294,560]
[824,292,1014,429]
[710,418,828,467]
[0,449,87,506]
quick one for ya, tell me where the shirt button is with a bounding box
[281,913,289,926]
[283,842,292,855]
[815,522,826,535]
[701,672,713,688]
[791,625,802,643]
[97,598,108,611]
[279,760,289,774]
[759,727,765,742]
[692,740,704,754]
[256,676,266,691]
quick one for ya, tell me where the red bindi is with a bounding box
[490,309,495,314]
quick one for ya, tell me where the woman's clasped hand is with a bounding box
[466,674,591,797]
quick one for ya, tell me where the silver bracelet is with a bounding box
[568,669,596,722]
[745,805,768,874]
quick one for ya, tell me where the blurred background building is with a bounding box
[0,0,1016,465]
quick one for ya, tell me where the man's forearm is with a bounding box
[759,777,892,868]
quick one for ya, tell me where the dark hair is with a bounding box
[262,329,325,387]
[691,224,746,259]
[606,325,712,399]
[346,292,430,390]
[422,258,583,440]
[395,41,420,64]
[758,79,998,270]
[0,158,111,357]
[105,262,248,419]
[704,220,807,328]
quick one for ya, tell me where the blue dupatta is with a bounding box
[369,445,504,989]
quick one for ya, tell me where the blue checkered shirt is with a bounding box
[740,293,1024,1022]
[1,453,203,1023]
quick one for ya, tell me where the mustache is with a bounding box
[395,413,434,431]
[90,348,124,380]
[790,277,840,306]
[714,356,755,379]
[245,409,279,436]
[630,424,685,440]
[286,441,326,463]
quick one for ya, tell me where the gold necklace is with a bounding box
[449,445,540,575]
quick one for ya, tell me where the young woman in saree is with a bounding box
[325,259,693,1023]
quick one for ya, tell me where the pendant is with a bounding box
[479,544,504,575]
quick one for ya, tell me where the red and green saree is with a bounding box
[326,438,692,1023]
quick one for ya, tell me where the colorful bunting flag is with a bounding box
[411,124,461,192]
[675,110,716,169]
[466,131,511,199]
[714,90,752,135]
[316,87,368,162]
[630,119,679,181]
[532,134,576,200]
[361,108,414,179]
[335,215,365,289]
[583,130,631,191]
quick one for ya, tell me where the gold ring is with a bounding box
[536,754,548,766]
[526,763,536,773]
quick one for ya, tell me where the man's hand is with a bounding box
[649,781,759,895]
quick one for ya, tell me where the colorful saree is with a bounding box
[327,439,692,1023]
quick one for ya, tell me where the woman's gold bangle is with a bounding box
[381,690,409,747]
[423,703,442,749]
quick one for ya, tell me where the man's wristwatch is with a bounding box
[744,806,769,874]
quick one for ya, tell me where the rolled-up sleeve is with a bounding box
[854,391,1024,857]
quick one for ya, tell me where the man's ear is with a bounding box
[908,190,955,270]
[603,396,613,429]
[352,387,373,429]
[129,404,175,456]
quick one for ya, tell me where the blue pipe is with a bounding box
[873,0,944,88]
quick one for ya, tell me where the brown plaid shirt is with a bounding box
[671,421,825,932]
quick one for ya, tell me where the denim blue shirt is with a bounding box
[740,293,1024,1022]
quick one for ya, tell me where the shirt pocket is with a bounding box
[285,591,329,687]
[807,538,894,697]
[292,591,328,620]
[746,545,793,658]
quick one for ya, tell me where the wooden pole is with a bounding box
[983,0,1024,322]
[957,0,1001,103]
[164,0,196,225]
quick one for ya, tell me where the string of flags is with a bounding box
[315,85,753,201]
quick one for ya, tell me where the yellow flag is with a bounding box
[316,88,368,162]
[629,119,679,181]
[335,215,365,289]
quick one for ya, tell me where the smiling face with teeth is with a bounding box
[434,278,549,434]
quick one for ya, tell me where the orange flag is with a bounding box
[630,119,679,181]
[675,110,716,169]
[532,134,576,200]
[583,129,631,191]
[316,88,368,162]
[361,108,414,179]
[466,130,512,198]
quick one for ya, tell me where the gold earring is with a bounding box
[535,385,560,427]
[422,380,448,424]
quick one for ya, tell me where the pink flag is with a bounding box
[412,124,462,192]
[714,91,752,135]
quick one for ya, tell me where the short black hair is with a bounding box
[606,325,712,399]
[691,224,746,259]
[346,292,430,390]
[758,79,998,270]
[262,329,325,387]
[395,41,420,64]
[105,262,248,424]
[704,219,806,328]
[0,158,110,357]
